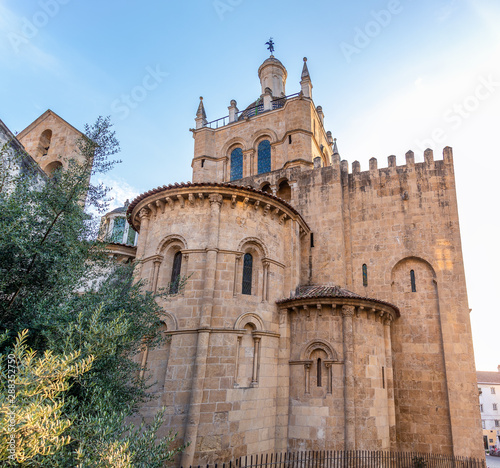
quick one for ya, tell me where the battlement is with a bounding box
[339,147,454,175]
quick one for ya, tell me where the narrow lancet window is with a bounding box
[230,148,243,180]
[170,251,182,294]
[362,264,368,287]
[410,269,416,292]
[242,253,253,295]
[317,358,322,387]
[257,140,271,174]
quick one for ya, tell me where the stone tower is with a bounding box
[17,109,85,177]
[126,54,483,465]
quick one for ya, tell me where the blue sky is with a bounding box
[1,0,499,371]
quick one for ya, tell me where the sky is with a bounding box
[0,0,499,371]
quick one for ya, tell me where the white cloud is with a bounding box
[95,174,140,212]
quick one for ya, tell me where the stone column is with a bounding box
[305,362,311,394]
[251,335,261,386]
[233,255,241,296]
[135,208,151,261]
[384,317,396,448]
[325,362,333,394]
[276,308,290,451]
[151,258,161,293]
[200,193,223,327]
[342,305,356,450]
[139,256,162,380]
[262,260,270,302]
[181,193,223,467]
[234,335,242,385]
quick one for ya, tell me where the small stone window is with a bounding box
[496,420,500,427]
[230,148,243,181]
[494,403,498,411]
[38,129,52,157]
[260,183,272,194]
[257,140,271,174]
[492,387,496,394]
[482,420,486,429]
[276,179,291,202]
[362,264,368,287]
[170,251,182,294]
[317,358,322,387]
[481,404,484,412]
[242,253,253,295]
[410,269,416,292]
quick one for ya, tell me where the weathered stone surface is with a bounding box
[127,56,483,465]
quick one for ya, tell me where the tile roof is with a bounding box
[276,284,400,316]
[477,371,500,384]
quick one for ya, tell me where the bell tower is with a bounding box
[191,54,335,185]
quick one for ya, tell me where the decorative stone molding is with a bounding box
[279,298,398,323]
[138,208,150,219]
[129,183,311,236]
[237,237,269,258]
[234,312,265,331]
[209,193,223,206]
[341,305,355,317]
[300,339,338,361]
[156,234,188,255]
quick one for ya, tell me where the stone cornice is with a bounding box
[128,183,310,235]
[167,327,280,338]
[279,297,399,321]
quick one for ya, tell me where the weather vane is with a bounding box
[265,37,275,55]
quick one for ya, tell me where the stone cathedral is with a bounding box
[124,54,481,464]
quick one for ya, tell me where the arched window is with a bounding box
[276,180,291,202]
[44,160,63,177]
[362,264,368,287]
[410,269,416,292]
[126,226,136,246]
[170,251,182,294]
[111,217,126,243]
[242,253,253,295]
[230,147,243,181]
[38,129,52,157]
[260,183,272,194]
[257,140,271,174]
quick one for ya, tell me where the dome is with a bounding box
[257,55,287,78]
[257,55,287,97]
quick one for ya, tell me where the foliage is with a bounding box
[0,117,120,339]
[0,118,184,466]
[0,330,94,465]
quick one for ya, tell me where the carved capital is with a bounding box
[209,193,223,207]
[138,208,150,219]
[341,305,355,317]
